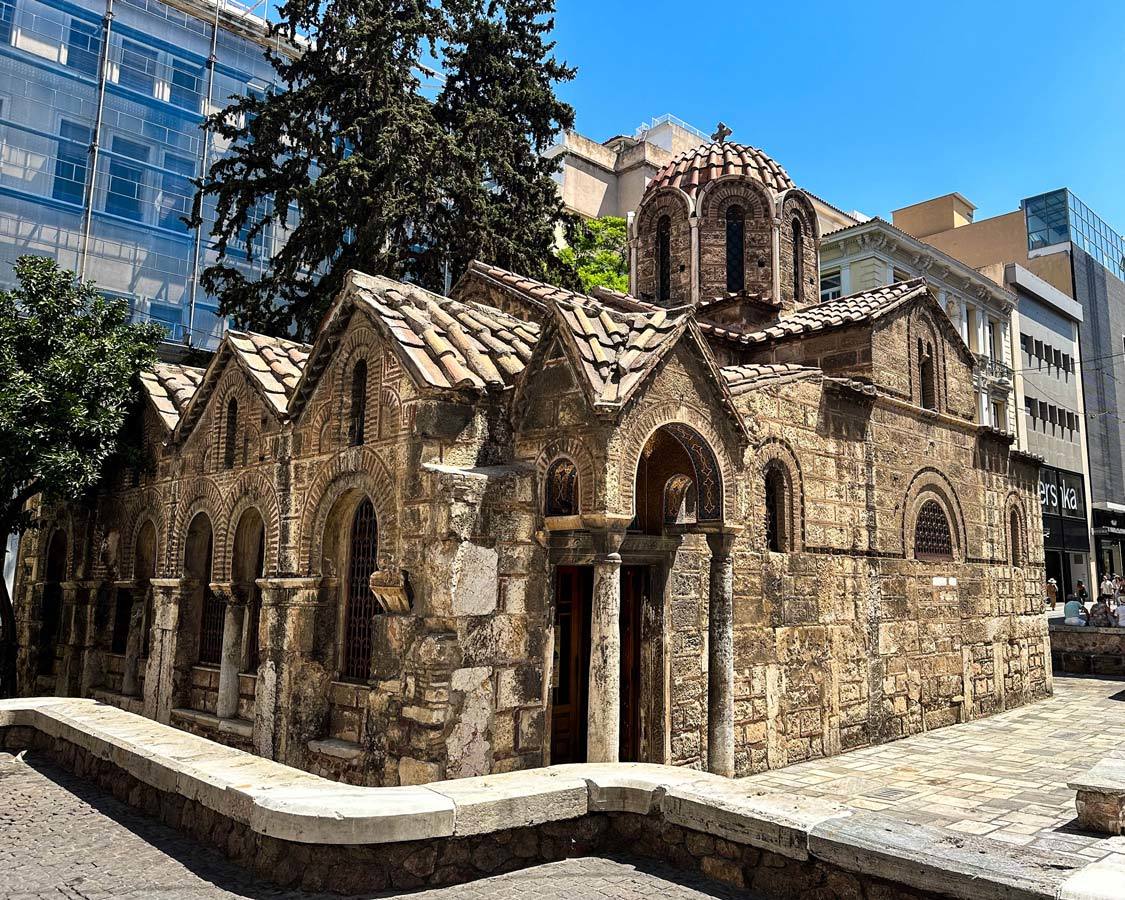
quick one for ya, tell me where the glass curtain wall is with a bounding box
[0,0,287,349]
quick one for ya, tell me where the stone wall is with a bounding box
[1049,623,1125,676]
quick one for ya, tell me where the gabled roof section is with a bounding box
[139,363,205,432]
[711,280,932,346]
[721,363,822,395]
[553,298,692,408]
[458,260,581,317]
[290,270,541,420]
[227,331,310,415]
[173,331,311,442]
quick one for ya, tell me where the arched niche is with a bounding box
[632,422,723,535]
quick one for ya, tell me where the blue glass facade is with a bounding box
[0,0,287,348]
[1024,188,1125,282]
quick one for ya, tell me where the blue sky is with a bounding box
[550,0,1125,228]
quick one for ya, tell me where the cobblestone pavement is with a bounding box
[0,753,751,900]
[741,674,1125,862]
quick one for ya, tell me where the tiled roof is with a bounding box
[227,331,310,415]
[553,297,691,407]
[716,280,931,346]
[139,363,205,431]
[464,260,586,312]
[721,363,821,395]
[648,142,794,198]
[349,271,539,391]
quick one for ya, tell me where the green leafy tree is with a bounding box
[199,0,578,340]
[0,256,162,695]
[559,215,628,294]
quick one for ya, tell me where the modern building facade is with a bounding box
[893,189,1125,581]
[819,217,1019,434]
[997,262,1095,596]
[0,0,290,350]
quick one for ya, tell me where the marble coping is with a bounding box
[0,697,1119,900]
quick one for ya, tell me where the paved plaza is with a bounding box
[0,753,748,899]
[741,673,1125,862]
[1,674,1123,897]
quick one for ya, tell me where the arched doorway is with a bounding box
[38,530,67,677]
[231,509,265,675]
[183,513,220,669]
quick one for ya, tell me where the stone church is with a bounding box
[12,140,1050,785]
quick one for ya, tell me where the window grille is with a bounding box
[764,467,787,552]
[545,459,578,516]
[1009,509,1023,567]
[197,586,225,666]
[914,500,954,562]
[725,205,745,293]
[348,359,367,446]
[656,216,671,303]
[342,498,379,681]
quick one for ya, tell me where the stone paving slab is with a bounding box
[739,674,1125,863]
[0,753,752,900]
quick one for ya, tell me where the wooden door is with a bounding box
[620,565,648,763]
[550,566,592,764]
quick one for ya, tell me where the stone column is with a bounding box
[53,581,84,697]
[587,527,627,764]
[120,585,147,697]
[254,576,323,763]
[706,530,737,777]
[144,577,187,723]
[214,582,245,719]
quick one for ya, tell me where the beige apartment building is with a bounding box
[548,115,857,235]
[891,191,1109,587]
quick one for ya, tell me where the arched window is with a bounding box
[918,338,937,410]
[1009,508,1024,567]
[545,459,579,517]
[224,398,238,469]
[342,498,379,681]
[725,205,745,293]
[656,215,671,304]
[791,217,804,303]
[914,499,953,562]
[348,359,367,446]
[764,465,789,552]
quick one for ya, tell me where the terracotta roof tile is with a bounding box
[715,280,930,346]
[721,363,822,395]
[227,331,311,414]
[139,363,205,431]
[649,141,795,198]
[348,272,540,391]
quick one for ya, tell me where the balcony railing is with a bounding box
[974,353,1014,383]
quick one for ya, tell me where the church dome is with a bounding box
[647,142,795,198]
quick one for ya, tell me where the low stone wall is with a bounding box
[1070,756,1125,836]
[1049,623,1125,676]
[0,697,1112,899]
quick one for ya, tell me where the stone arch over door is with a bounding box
[171,480,227,579]
[901,468,967,563]
[613,403,739,527]
[222,471,282,577]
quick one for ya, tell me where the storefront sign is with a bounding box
[1040,467,1086,520]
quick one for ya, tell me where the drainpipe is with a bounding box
[77,0,115,279]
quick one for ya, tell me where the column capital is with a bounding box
[705,529,740,557]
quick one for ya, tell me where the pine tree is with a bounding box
[198,0,576,340]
